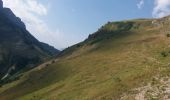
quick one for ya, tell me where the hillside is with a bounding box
[0,1,59,80]
[1,15,170,100]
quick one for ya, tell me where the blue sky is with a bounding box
[3,0,170,49]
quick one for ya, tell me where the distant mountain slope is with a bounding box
[0,0,59,79]
[1,7,170,100]
[40,42,60,56]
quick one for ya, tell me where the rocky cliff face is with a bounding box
[3,8,26,29]
[0,0,60,79]
[0,0,3,9]
[0,0,26,29]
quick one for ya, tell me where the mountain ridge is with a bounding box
[0,0,60,79]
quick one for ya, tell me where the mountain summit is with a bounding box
[0,0,59,79]
[0,0,26,29]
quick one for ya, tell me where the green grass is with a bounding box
[1,18,170,100]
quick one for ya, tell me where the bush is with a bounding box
[161,51,168,57]
[76,44,81,48]
[107,21,111,24]
[46,64,49,67]
[167,34,170,37]
[51,60,55,64]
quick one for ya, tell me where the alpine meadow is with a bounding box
[1,0,170,100]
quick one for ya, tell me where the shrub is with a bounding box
[107,21,111,24]
[46,64,49,67]
[167,34,170,37]
[76,44,81,48]
[161,51,168,57]
[51,60,55,64]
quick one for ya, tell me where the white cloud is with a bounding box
[137,0,144,9]
[153,0,170,18]
[3,0,65,49]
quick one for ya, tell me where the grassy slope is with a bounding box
[1,18,170,100]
